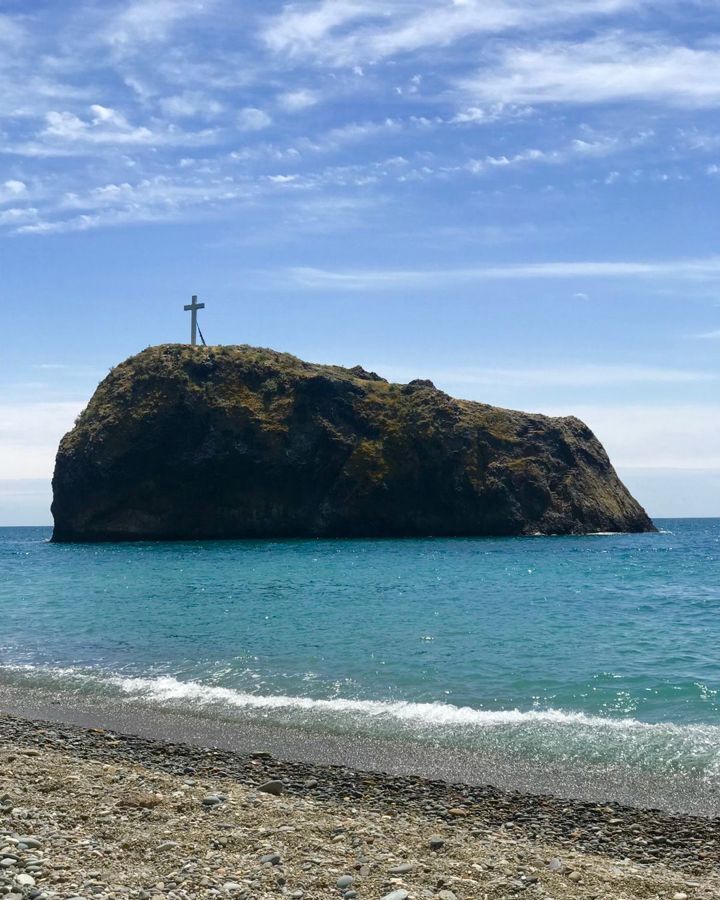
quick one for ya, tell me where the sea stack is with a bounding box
[51,345,655,541]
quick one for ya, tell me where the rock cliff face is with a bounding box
[51,345,655,541]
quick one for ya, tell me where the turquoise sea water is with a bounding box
[1,520,719,798]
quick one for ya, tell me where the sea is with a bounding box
[1,520,719,814]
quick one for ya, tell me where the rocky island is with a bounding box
[51,345,654,541]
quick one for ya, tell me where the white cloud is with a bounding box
[0,402,83,479]
[159,92,224,118]
[262,0,640,66]
[103,0,213,48]
[43,106,154,144]
[0,207,38,225]
[237,107,272,131]
[285,257,720,290]
[695,329,720,339]
[461,36,720,108]
[28,105,217,154]
[0,180,26,203]
[278,89,320,112]
[545,404,720,470]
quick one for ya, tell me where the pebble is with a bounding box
[223,883,242,892]
[261,853,281,866]
[381,891,409,900]
[438,892,458,900]
[568,870,582,882]
[157,841,179,851]
[15,874,36,886]
[547,857,565,872]
[428,835,445,851]
[336,875,354,889]
[202,794,222,806]
[258,780,284,796]
[389,863,414,874]
[673,894,689,900]
[16,838,42,850]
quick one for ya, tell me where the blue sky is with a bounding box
[2,0,720,524]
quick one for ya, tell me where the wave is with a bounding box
[2,664,719,782]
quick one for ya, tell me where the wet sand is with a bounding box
[0,683,718,818]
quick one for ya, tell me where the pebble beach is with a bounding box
[1,713,718,900]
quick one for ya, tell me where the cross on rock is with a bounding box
[184,295,205,346]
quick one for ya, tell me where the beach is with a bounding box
[1,711,719,900]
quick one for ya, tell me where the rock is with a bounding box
[14,874,36,886]
[261,853,281,866]
[567,871,582,882]
[337,876,354,889]
[202,795,222,806]
[389,863,414,874]
[381,892,410,900]
[157,841,179,851]
[223,883,242,893]
[447,808,468,818]
[547,858,565,873]
[428,836,445,851]
[16,838,42,850]
[673,895,689,900]
[258,780,284,796]
[438,892,458,900]
[51,345,655,542]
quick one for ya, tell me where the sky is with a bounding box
[2,0,720,525]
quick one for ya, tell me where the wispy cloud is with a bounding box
[285,258,720,290]
[461,36,720,108]
[694,329,720,339]
[378,363,718,389]
[262,0,642,66]
[102,0,215,49]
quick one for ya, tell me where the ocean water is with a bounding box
[1,520,719,806]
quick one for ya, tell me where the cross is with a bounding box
[184,295,205,346]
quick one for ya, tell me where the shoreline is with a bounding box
[1,713,720,900]
[1,682,718,819]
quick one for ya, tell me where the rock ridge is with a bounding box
[51,344,655,541]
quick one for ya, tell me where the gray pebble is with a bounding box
[547,857,565,873]
[381,892,409,900]
[428,835,444,851]
[261,853,281,866]
[16,839,42,850]
[258,780,284,796]
[157,841,179,852]
[202,795,222,806]
[336,875,353,889]
[388,863,414,875]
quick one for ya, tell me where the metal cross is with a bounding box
[184,295,205,346]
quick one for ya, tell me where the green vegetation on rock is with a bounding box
[51,344,655,541]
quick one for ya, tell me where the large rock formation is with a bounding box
[51,345,655,541]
